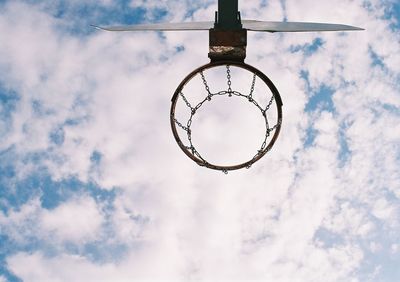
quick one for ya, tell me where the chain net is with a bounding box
[171,63,282,173]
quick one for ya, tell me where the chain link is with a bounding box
[226,65,232,96]
[200,71,212,95]
[173,117,189,132]
[265,95,275,112]
[268,118,282,132]
[180,92,195,113]
[248,73,256,102]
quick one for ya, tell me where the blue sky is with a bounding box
[0,0,400,281]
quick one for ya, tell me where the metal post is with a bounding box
[215,0,242,30]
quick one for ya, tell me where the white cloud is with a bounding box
[0,0,399,281]
[40,196,104,243]
[391,244,399,254]
[323,202,375,238]
[7,252,119,282]
[372,198,397,221]
[108,194,150,243]
[0,195,104,247]
[369,241,382,253]
[129,0,215,22]
[0,198,42,245]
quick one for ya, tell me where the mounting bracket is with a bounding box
[208,29,247,62]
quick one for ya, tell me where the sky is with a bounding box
[0,0,399,281]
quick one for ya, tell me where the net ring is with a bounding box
[170,61,283,172]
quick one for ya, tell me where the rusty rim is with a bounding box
[170,61,283,172]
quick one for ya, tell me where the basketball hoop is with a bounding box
[170,61,282,172]
[94,0,364,172]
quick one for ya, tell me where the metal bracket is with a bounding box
[208,29,247,62]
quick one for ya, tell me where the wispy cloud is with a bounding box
[0,0,399,281]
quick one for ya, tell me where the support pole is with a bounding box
[215,0,242,30]
[209,0,246,62]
